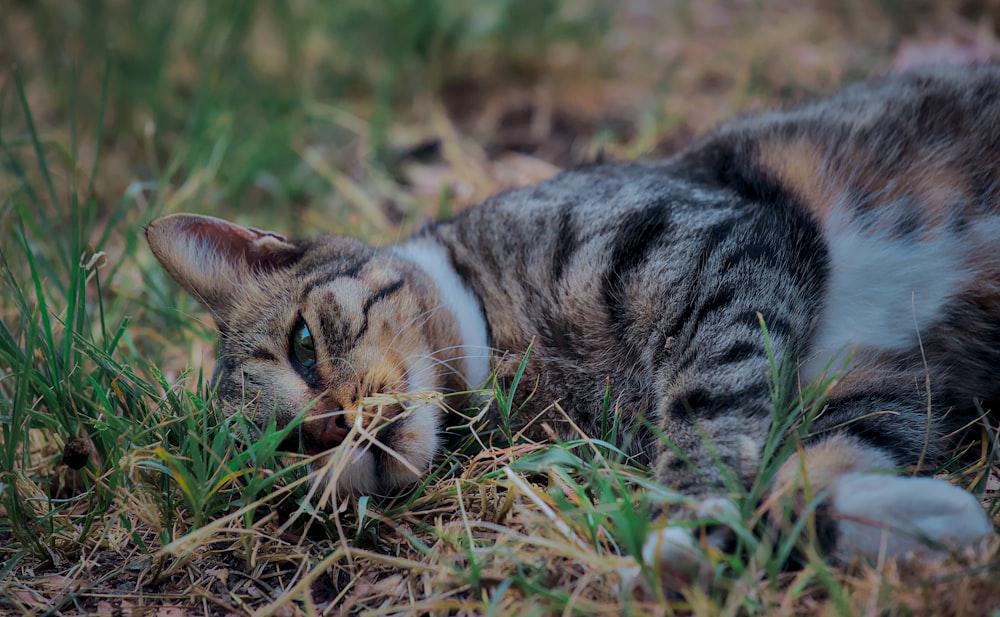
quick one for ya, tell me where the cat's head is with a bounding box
[145,214,465,496]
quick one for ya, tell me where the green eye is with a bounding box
[291,320,316,369]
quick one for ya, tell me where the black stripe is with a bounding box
[665,456,690,473]
[702,218,740,247]
[551,204,577,282]
[318,310,350,350]
[299,256,370,296]
[715,341,760,365]
[665,383,771,420]
[537,304,575,357]
[837,415,925,469]
[701,139,787,205]
[666,218,738,335]
[892,206,922,239]
[251,347,279,362]
[301,257,370,296]
[339,259,368,279]
[299,255,369,281]
[355,279,405,341]
[675,336,760,374]
[673,476,705,494]
[720,214,817,281]
[676,334,752,372]
[719,240,778,272]
[601,200,673,332]
[363,279,405,316]
[690,286,736,326]
[734,310,792,339]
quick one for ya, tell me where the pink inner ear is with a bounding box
[182,216,299,272]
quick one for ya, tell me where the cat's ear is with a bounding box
[145,213,303,314]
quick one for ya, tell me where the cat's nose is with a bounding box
[304,411,350,453]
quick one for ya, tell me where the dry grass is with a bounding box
[1,1,999,615]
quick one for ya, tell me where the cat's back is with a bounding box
[686,62,1000,226]
[432,63,1000,407]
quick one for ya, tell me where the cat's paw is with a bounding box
[628,497,738,593]
[830,473,995,563]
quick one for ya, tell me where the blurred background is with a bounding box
[4,1,1000,235]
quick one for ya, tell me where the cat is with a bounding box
[146,63,998,588]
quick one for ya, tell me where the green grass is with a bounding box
[1,1,999,615]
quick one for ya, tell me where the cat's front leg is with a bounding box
[639,437,994,596]
[632,210,823,589]
[638,368,996,594]
[640,368,775,592]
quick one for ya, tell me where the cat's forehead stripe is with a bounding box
[354,279,406,344]
[300,256,370,297]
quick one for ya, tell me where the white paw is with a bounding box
[640,526,713,591]
[831,473,995,563]
[695,496,740,521]
[631,498,739,592]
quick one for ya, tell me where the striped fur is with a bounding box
[147,64,999,578]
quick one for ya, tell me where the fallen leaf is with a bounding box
[207,567,230,587]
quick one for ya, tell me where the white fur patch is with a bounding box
[392,238,492,390]
[390,364,443,485]
[801,207,984,380]
[317,442,378,498]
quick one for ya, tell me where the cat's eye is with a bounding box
[291,319,316,369]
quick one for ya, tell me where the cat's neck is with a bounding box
[391,237,492,392]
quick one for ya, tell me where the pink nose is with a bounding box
[316,416,349,448]
[302,412,349,454]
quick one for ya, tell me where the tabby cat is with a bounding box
[146,64,998,586]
